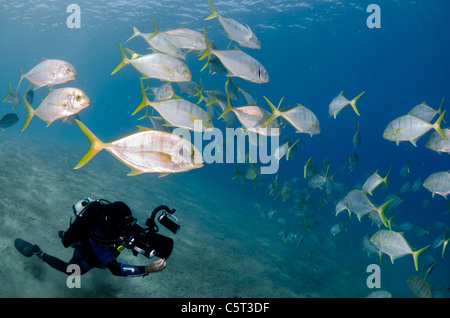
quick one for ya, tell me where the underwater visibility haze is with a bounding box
[0,0,449,298]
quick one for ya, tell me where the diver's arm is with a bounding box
[106,260,148,277]
[106,258,166,277]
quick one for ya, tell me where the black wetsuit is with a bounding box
[41,201,172,277]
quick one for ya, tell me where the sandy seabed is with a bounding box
[0,133,372,298]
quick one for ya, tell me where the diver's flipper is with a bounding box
[14,238,42,257]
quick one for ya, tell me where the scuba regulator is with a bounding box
[70,198,180,259]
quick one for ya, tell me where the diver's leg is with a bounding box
[41,253,71,274]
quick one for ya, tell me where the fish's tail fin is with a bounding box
[349,91,365,116]
[377,198,395,228]
[2,82,12,103]
[383,165,393,189]
[262,96,283,126]
[412,245,431,271]
[148,17,160,41]
[16,68,24,92]
[218,79,234,119]
[432,110,448,141]
[132,79,152,116]
[205,0,220,20]
[126,27,141,43]
[286,139,299,161]
[199,28,213,72]
[74,120,106,169]
[21,96,35,132]
[111,43,130,75]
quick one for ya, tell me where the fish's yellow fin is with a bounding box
[22,96,36,132]
[74,120,106,169]
[2,82,12,102]
[126,26,141,43]
[205,0,220,20]
[349,91,365,116]
[199,28,213,72]
[111,43,130,75]
[412,245,431,271]
[432,110,447,141]
[132,79,152,116]
[262,96,282,126]
[218,84,234,119]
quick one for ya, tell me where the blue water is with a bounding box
[1,0,449,298]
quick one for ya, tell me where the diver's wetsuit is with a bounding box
[40,200,173,277]
[42,227,148,277]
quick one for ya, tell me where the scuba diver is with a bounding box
[15,198,180,277]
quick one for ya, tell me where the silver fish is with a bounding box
[408,98,444,122]
[111,44,192,82]
[370,230,430,271]
[200,29,268,83]
[74,121,203,176]
[22,87,89,131]
[263,97,320,137]
[205,0,260,49]
[18,59,76,90]
[127,22,186,60]
[162,26,206,52]
[134,80,213,131]
[3,82,21,109]
[383,111,447,146]
[329,91,365,118]
[423,171,450,199]
[426,128,450,154]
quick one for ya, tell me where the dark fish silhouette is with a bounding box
[0,113,19,130]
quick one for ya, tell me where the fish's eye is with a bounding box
[76,95,81,101]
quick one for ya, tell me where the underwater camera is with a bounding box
[124,205,180,258]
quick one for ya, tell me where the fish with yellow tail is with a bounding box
[74,120,203,176]
[262,96,320,137]
[199,28,268,84]
[21,87,89,132]
[205,0,260,49]
[370,230,430,271]
[329,91,365,118]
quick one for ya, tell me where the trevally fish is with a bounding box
[383,111,447,146]
[205,0,261,49]
[423,171,450,199]
[18,59,76,90]
[22,87,90,132]
[353,122,361,149]
[329,91,365,118]
[408,97,444,122]
[0,113,19,131]
[127,22,186,60]
[370,229,430,271]
[134,80,213,131]
[426,128,450,154]
[218,86,279,136]
[200,29,268,83]
[162,26,206,52]
[3,82,21,109]
[362,167,391,195]
[263,97,320,137]
[407,276,432,298]
[340,190,394,227]
[146,82,174,101]
[111,44,191,82]
[74,120,203,175]
[366,290,392,298]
